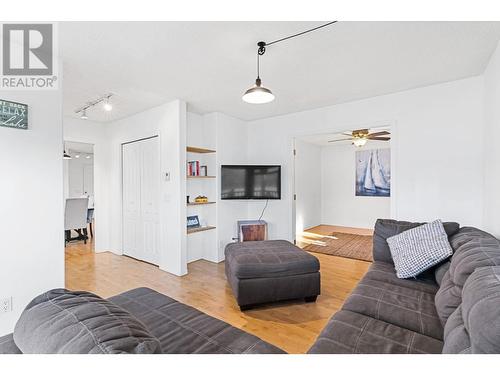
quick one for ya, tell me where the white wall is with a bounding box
[321,143,391,229]
[66,155,94,199]
[246,77,485,242]
[102,101,187,275]
[483,40,500,238]
[294,139,322,233]
[0,90,64,336]
[215,112,250,260]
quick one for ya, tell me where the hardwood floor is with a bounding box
[65,228,371,354]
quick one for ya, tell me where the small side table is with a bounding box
[237,220,267,242]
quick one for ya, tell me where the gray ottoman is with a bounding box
[224,240,321,310]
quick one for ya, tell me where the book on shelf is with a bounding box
[187,160,200,176]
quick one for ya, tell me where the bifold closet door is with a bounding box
[122,137,160,265]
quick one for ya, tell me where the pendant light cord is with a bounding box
[264,21,337,48]
[257,52,260,79]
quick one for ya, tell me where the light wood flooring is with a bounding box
[65,225,371,354]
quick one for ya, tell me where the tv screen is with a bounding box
[221,165,281,200]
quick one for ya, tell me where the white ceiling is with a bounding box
[60,21,500,122]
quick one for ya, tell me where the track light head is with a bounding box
[103,97,113,111]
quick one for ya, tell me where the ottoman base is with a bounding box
[226,266,321,309]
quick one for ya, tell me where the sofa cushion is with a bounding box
[434,261,451,286]
[224,240,319,279]
[13,289,161,354]
[362,261,439,294]
[373,219,460,264]
[387,220,453,279]
[308,310,443,354]
[0,334,21,354]
[442,305,470,353]
[343,263,443,340]
[109,287,285,354]
[443,266,500,353]
[435,227,500,325]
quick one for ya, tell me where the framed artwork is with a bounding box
[0,99,28,130]
[187,215,200,229]
[355,148,391,197]
[200,165,207,176]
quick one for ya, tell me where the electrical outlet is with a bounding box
[1,297,12,313]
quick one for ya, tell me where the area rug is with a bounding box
[303,232,373,262]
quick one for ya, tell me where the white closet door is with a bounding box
[139,137,160,265]
[122,141,143,262]
[122,137,160,265]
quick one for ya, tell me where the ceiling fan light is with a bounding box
[242,78,275,104]
[353,138,367,147]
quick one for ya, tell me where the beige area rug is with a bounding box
[303,232,373,262]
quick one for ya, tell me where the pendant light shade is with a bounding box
[63,150,72,159]
[242,78,275,104]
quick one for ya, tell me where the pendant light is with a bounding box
[242,22,337,104]
[63,150,72,159]
[242,42,275,104]
[80,108,88,120]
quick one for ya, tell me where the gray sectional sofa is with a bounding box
[1,219,499,354]
[0,287,285,354]
[308,220,500,354]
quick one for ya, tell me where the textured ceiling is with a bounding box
[60,21,500,122]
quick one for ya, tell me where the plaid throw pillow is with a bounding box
[387,219,453,279]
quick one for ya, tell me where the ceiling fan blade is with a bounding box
[369,137,391,141]
[341,132,353,136]
[368,131,390,138]
[328,138,353,143]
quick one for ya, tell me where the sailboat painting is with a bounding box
[355,148,391,197]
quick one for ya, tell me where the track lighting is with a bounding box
[75,93,113,120]
[243,22,337,104]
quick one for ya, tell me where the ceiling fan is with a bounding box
[328,129,391,147]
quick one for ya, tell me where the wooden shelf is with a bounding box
[187,201,216,206]
[187,175,216,179]
[186,146,216,154]
[187,226,216,234]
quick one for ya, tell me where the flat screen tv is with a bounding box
[221,165,281,200]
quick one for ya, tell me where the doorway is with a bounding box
[63,141,95,249]
[293,125,393,262]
